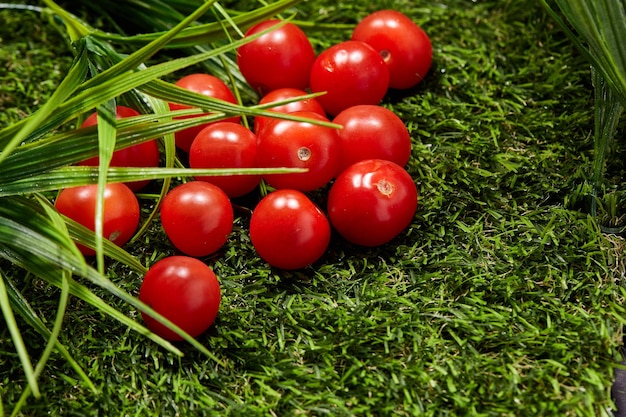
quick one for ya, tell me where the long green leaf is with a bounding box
[542,0,626,106]
[78,0,218,91]
[590,67,624,212]
[0,196,221,361]
[0,39,90,163]
[92,0,301,48]
[10,272,71,416]
[3,270,96,393]
[0,105,335,185]
[0,271,40,398]
[94,100,118,275]
[0,166,306,197]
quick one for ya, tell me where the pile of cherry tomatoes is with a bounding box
[54,10,433,341]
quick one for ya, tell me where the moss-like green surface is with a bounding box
[1,0,625,416]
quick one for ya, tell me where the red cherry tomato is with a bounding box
[79,106,160,191]
[256,111,342,191]
[332,105,412,172]
[188,122,260,198]
[254,88,326,135]
[327,159,418,247]
[169,73,240,152]
[237,20,316,95]
[352,10,432,89]
[139,256,221,341]
[250,189,330,270]
[54,183,140,256]
[309,40,389,116]
[160,181,234,257]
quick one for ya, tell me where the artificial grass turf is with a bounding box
[1,0,626,416]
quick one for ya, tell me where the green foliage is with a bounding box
[0,0,624,416]
[541,0,626,229]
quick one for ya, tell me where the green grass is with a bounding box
[1,0,625,416]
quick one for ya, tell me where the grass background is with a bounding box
[1,0,626,415]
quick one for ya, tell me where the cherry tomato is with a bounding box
[332,105,411,172]
[160,181,234,257]
[327,159,418,247]
[250,189,330,270]
[309,40,389,116]
[352,10,432,89]
[139,256,221,341]
[256,111,342,191]
[169,73,240,152]
[54,183,140,256]
[254,88,326,135]
[237,20,316,95]
[79,106,160,191]
[188,122,261,198]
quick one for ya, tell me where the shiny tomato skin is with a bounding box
[332,105,411,172]
[169,73,240,152]
[254,88,326,135]
[309,40,389,116]
[188,122,261,198]
[352,10,432,89]
[139,256,221,341]
[79,106,160,191]
[327,159,418,247]
[237,20,316,95]
[160,181,234,257]
[250,189,330,270]
[54,183,140,256]
[256,111,342,191]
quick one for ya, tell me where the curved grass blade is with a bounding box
[93,100,118,276]
[1,246,185,359]
[0,111,224,183]
[0,166,307,197]
[4,275,96,394]
[0,196,218,360]
[0,106,334,185]
[10,272,70,417]
[78,0,218,91]
[541,0,626,106]
[92,0,302,48]
[0,271,40,398]
[125,88,178,244]
[590,67,624,217]
[39,0,91,41]
[0,21,279,148]
[0,0,224,147]
[63,218,147,274]
[0,39,90,163]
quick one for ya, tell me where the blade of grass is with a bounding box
[0,198,196,358]
[127,90,176,243]
[590,67,623,217]
[9,272,70,417]
[0,18,290,148]
[0,166,307,197]
[0,271,40,398]
[4,275,96,393]
[541,0,626,106]
[0,39,89,164]
[93,100,117,276]
[92,0,301,47]
[0,196,223,361]
[0,107,335,185]
[78,0,219,91]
